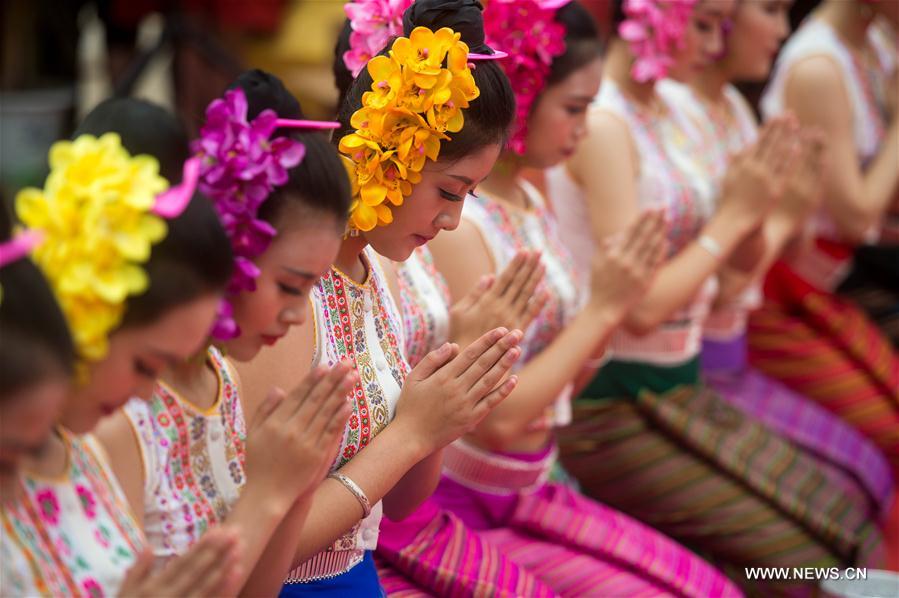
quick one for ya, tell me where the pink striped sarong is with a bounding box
[414,442,742,597]
[376,499,557,597]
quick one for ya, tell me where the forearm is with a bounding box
[225,483,296,596]
[624,213,750,334]
[288,421,428,566]
[725,226,766,273]
[861,120,899,220]
[382,449,443,520]
[474,306,619,449]
[238,493,312,597]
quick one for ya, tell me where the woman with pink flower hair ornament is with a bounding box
[1,98,245,598]
[235,2,532,594]
[369,2,742,597]
[94,71,365,597]
[547,0,885,593]
[748,0,899,474]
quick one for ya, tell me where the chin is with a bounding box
[224,340,257,363]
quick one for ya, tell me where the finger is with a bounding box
[458,275,493,311]
[410,341,458,380]
[309,367,358,442]
[468,375,519,424]
[512,259,545,316]
[279,364,328,417]
[120,549,155,594]
[295,361,354,421]
[491,251,529,299]
[162,528,236,592]
[457,329,522,390]
[250,387,286,431]
[621,209,659,257]
[634,211,668,265]
[442,327,507,379]
[503,251,541,306]
[183,531,242,597]
[466,343,522,397]
[520,291,549,331]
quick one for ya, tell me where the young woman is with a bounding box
[1,99,243,597]
[372,2,741,596]
[679,0,895,515]
[550,0,884,592]
[94,72,359,597]
[236,1,526,593]
[752,0,899,472]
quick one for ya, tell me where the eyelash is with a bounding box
[566,106,587,116]
[439,189,464,202]
[278,282,304,297]
[134,359,158,379]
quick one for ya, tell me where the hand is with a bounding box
[449,250,547,348]
[719,115,799,230]
[119,527,242,597]
[243,362,356,510]
[775,128,826,225]
[395,328,522,453]
[589,209,668,317]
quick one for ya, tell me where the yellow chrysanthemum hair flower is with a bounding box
[15,133,169,365]
[340,26,481,232]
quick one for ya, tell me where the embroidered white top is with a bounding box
[284,246,408,583]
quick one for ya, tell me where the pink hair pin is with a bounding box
[153,157,201,218]
[468,50,509,61]
[0,230,44,268]
[275,119,341,130]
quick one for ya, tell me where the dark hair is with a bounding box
[74,98,234,329]
[229,69,351,230]
[333,20,355,108]
[612,0,627,32]
[0,203,75,397]
[547,1,604,86]
[337,0,515,163]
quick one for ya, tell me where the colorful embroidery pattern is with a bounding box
[1,432,143,597]
[128,347,246,557]
[396,246,452,367]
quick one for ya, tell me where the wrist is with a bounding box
[240,477,296,518]
[584,298,628,330]
[383,415,433,462]
[705,211,754,253]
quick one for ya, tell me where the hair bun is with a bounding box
[229,69,305,121]
[402,0,493,54]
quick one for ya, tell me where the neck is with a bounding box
[19,428,67,480]
[335,235,369,282]
[605,38,657,105]
[162,349,217,409]
[480,153,527,208]
[819,0,873,49]
[693,64,729,104]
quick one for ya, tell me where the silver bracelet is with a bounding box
[697,234,723,259]
[328,472,372,518]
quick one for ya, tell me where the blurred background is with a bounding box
[0,0,822,200]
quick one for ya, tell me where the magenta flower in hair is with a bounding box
[343,0,414,77]
[483,0,568,155]
[619,0,696,83]
[191,88,305,339]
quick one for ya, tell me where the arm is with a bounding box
[569,111,752,335]
[432,211,667,450]
[783,56,899,242]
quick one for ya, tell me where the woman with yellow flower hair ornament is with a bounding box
[233,1,525,595]
[2,97,244,598]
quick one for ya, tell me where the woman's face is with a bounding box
[722,0,792,81]
[63,293,222,434]
[224,211,342,362]
[363,142,502,262]
[669,0,738,81]
[524,56,603,170]
[0,377,69,498]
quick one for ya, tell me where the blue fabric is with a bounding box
[278,552,385,597]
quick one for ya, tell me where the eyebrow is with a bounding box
[149,348,181,367]
[448,174,474,186]
[281,266,318,279]
[568,95,595,103]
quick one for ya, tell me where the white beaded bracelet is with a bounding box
[329,472,372,518]
[697,234,723,259]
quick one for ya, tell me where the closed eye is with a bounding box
[278,282,303,296]
[439,189,464,202]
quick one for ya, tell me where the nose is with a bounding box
[436,203,463,232]
[705,24,726,58]
[133,378,156,401]
[776,12,789,41]
[282,302,307,327]
[573,118,588,144]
